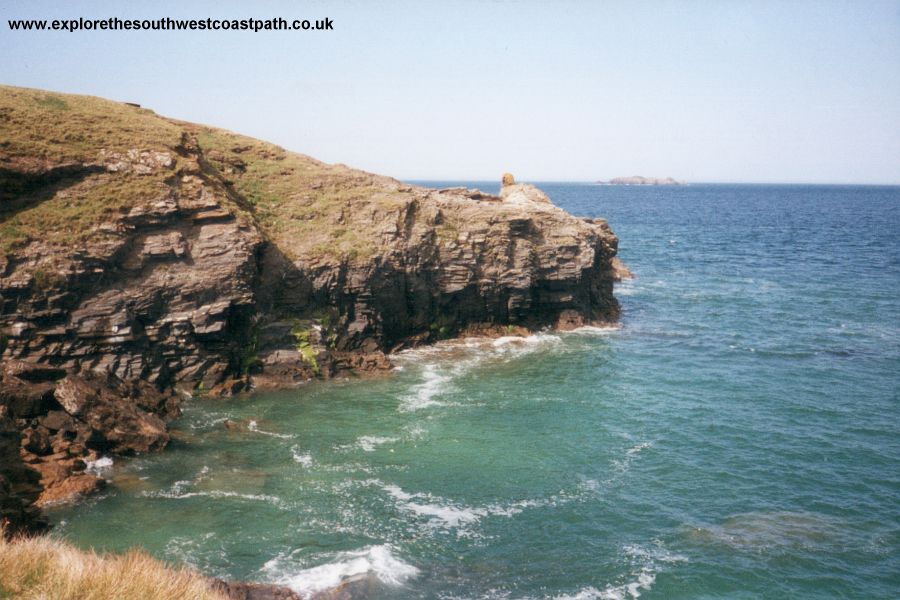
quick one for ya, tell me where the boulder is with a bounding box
[39,411,76,433]
[35,472,105,506]
[54,373,169,454]
[21,426,51,455]
[0,381,57,418]
[210,579,302,600]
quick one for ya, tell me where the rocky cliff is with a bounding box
[0,85,623,531]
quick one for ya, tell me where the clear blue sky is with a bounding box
[2,0,899,183]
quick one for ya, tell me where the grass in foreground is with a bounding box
[0,531,229,600]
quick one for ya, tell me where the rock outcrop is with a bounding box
[0,405,49,536]
[1,360,178,512]
[211,579,302,600]
[0,85,625,530]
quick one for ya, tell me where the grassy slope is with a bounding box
[0,85,413,261]
[0,531,229,600]
[0,87,182,253]
[191,125,408,261]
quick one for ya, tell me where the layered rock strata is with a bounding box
[0,85,625,530]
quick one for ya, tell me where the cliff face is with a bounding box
[0,86,622,525]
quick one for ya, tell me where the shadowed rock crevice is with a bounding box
[0,164,105,212]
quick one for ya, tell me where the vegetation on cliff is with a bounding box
[0,87,184,253]
[0,530,230,600]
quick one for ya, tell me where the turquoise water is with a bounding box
[51,184,900,599]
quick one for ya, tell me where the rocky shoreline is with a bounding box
[0,85,625,595]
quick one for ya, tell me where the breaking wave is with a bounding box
[263,545,418,598]
[290,445,314,467]
[84,456,114,475]
[394,332,581,412]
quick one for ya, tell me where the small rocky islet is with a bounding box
[0,86,625,593]
[598,175,684,185]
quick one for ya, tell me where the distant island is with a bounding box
[598,176,684,185]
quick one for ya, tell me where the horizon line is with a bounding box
[402,178,900,187]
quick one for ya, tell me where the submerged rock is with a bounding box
[210,579,302,600]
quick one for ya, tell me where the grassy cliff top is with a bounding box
[0,86,183,165]
[0,85,414,260]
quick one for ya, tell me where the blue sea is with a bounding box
[51,183,900,599]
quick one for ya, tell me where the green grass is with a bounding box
[0,86,182,164]
[239,325,261,376]
[193,126,404,261]
[290,321,320,375]
[0,84,417,264]
[0,173,168,253]
[0,86,181,254]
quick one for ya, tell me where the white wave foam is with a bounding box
[491,333,559,347]
[556,570,656,600]
[623,543,687,565]
[399,363,453,411]
[268,545,418,598]
[555,541,684,600]
[143,488,288,509]
[356,435,399,452]
[381,483,565,537]
[567,325,621,336]
[163,532,218,571]
[290,446,314,467]
[626,442,651,456]
[84,456,114,474]
[397,332,562,365]
[403,424,427,439]
[248,420,295,439]
[395,333,566,413]
[143,466,286,509]
[492,333,564,356]
[384,485,485,528]
[614,281,638,296]
[610,441,653,477]
[187,415,230,430]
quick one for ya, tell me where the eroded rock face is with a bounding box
[1,131,621,392]
[254,181,620,380]
[0,90,625,531]
[0,406,49,537]
[0,361,178,510]
[54,373,170,454]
